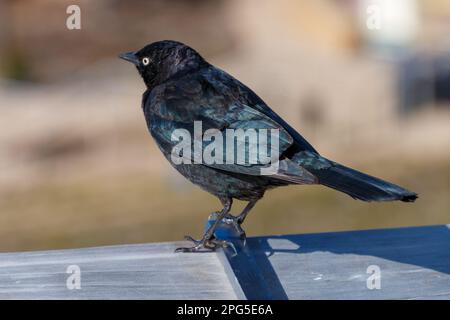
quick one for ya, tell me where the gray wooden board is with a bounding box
[1,224,450,299]
[0,242,243,299]
[236,224,450,300]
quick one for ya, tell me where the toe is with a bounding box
[184,235,198,243]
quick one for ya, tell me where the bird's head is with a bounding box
[119,40,207,89]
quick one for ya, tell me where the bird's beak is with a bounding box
[119,51,139,65]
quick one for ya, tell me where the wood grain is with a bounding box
[1,224,449,299]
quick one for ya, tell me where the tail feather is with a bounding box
[294,152,418,202]
[313,163,417,202]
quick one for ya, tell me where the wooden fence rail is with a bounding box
[1,222,449,299]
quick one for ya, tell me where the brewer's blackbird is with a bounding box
[119,40,417,252]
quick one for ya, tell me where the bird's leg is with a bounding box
[175,198,233,252]
[236,199,257,224]
[223,200,258,239]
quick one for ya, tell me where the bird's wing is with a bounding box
[213,67,319,155]
[202,103,317,183]
[147,76,317,184]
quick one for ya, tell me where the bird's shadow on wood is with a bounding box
[221,224,450,299]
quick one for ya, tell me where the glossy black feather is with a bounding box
[123,40,417,203]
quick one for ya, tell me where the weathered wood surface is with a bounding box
[0,224,449,299]
[234,225,450,300]
[0,242,244,300]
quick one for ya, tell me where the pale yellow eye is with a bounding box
[142,57,150,66]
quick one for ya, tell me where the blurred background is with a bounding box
[0,0,449,252]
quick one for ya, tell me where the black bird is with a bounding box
[119,40,417,252]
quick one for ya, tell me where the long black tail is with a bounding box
[294,152,418,202]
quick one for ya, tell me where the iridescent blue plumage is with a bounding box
[120,40,417,252]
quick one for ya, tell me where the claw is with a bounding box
[183,235,200,244]
[215,239,238,256]
[175,235,231,253]
[174,244,205,253]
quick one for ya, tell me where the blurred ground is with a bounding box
[0,0,449,252]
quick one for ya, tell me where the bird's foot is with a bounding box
[208,211,246,239]
[174,235,234,253]
[223,213,246,240]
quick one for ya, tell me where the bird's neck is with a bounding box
[149,54,208,88]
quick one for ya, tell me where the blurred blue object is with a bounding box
[396,49,450,114]
[434,53,450,102]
